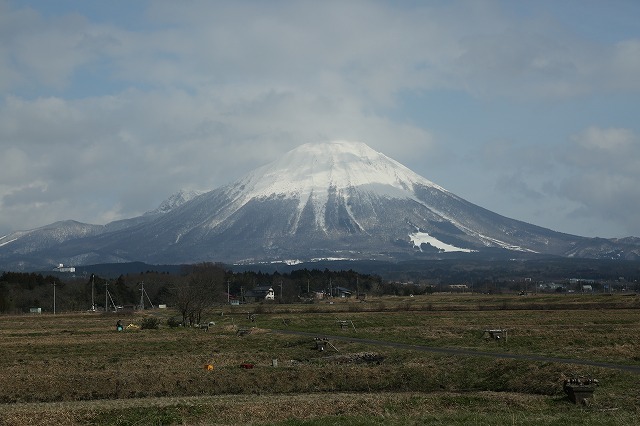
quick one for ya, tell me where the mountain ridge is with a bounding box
[1,141,639,270]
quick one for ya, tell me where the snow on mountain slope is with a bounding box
[145,189,206,215]
[202,140,454,234]
[239,140,443,197]
[0,190,205,262]
[0,220,104,255]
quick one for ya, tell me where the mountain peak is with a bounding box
[147,189,206,215]
[236,140,442,200]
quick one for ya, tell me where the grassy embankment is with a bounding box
[1,293,640,425]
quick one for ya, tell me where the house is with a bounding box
[244,285,275,302]
[224,293,240,305]
[449,284,468,292]
[332,286,353,298]
[538,282,564,292]
[54,263,75,273]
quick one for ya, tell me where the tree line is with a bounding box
[0,263,396,319]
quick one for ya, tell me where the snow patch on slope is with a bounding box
[0,237,18,247]
[409,231,475,253]
[476,234,538,253]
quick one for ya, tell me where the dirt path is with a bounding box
[272,329,640,374]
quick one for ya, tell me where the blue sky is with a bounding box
[1,0,639,239]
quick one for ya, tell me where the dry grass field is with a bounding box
[1,293,640,425]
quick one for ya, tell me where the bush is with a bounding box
[140,317,160,330]
[166,316,180,328]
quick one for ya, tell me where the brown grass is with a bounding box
[0,391,554,425]
[0,294,639,425]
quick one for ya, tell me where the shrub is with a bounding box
[140,317,160,330]
[347,303,363,313]
[166,316,181,328]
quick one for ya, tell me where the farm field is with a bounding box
[1,293,640,425]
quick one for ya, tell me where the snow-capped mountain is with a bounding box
[144,189,206,215]
[1,141,639,270]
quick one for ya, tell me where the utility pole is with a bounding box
[139,281,145,310]
[105,282,108,312]
[53,281,56,315]
[90,274,96,311]
[227,280,230,304]
[279,280,283,301]
[138,282,154,309]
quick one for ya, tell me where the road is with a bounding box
[273,329,640,374]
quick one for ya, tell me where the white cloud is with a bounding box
[1,1,640,239]
[569,126,635,157]
[610,39,640,91]
[552,127,640,236]
[569,126,639,165]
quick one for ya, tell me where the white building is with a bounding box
[54,263,76,273]
[244,285,275,302]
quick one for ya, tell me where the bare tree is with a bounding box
[172,263,225,326]
[171,275,196,326]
